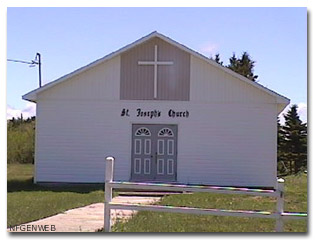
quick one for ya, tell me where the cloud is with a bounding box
[7,102,36,120]
[199,42,219,57]
[297,102,307,123]
[278,102,307,124]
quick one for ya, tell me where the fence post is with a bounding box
[275,178,285,232]
[104,156,114,232]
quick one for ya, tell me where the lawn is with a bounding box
[7,164,104,227]
[112,174,307,232]
[8,164,307,232]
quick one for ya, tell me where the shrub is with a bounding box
[7,117,35,164]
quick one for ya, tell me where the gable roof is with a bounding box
[23,31,290,106]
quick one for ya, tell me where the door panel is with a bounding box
[134,158,141,174]
[144,139,151,155]
[134,139,142,155]
[167,139,174,155]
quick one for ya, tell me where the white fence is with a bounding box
[104,156,307,232]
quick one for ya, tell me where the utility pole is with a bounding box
[35,53,42,87]
[7,52,42,88]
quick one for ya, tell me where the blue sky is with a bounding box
[6,7,307,122]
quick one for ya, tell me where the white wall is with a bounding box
[190,55,276,104]
[35,99,278,187]
[34,54,279,187]
[37,56,120,101]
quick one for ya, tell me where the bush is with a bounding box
[7,117,35,164]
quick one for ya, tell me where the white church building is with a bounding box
[23,32,289,188]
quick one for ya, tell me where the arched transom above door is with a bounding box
[135,127,151,137]
[158,128,174,137]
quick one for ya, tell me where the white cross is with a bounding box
[138,45,173,99]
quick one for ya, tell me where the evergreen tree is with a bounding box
[277,117,287,175]
[210,52,258,81]
[227,52,258,81]
[214,53,223,65]
[282,105,307,174]
[228,53,238,71]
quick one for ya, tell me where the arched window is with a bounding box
[158,128,174,137]
[135,127,151,136]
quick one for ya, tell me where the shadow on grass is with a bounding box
[7,178,104,194]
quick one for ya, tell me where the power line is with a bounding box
[7,53,42,87]
[7,59,36,65]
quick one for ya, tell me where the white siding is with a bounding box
[35,99,277,187]
[190,55,276,104]
[35,100,129,182]
[37,56,120,101]
[34,53,279,188]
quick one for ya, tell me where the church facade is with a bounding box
[23,32,289,187]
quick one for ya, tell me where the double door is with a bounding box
[131,124,177,182]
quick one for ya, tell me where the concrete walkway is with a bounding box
[8,196,161,232]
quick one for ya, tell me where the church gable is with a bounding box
[23,32,289,109]
[120,37,190,101]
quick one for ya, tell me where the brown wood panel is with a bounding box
[120,37,190,101]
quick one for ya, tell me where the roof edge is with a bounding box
[22,31,290,104]
[22,31,160,102]
[154,33,290,104]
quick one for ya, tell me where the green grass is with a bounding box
[112,174,307,232]
[7,164,105,227]
[8,164,307,232]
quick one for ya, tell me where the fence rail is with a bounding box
[109,202,277,219]
[110,181,278,197]
[104,156,307,232]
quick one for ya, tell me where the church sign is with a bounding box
[120,108,189,118]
